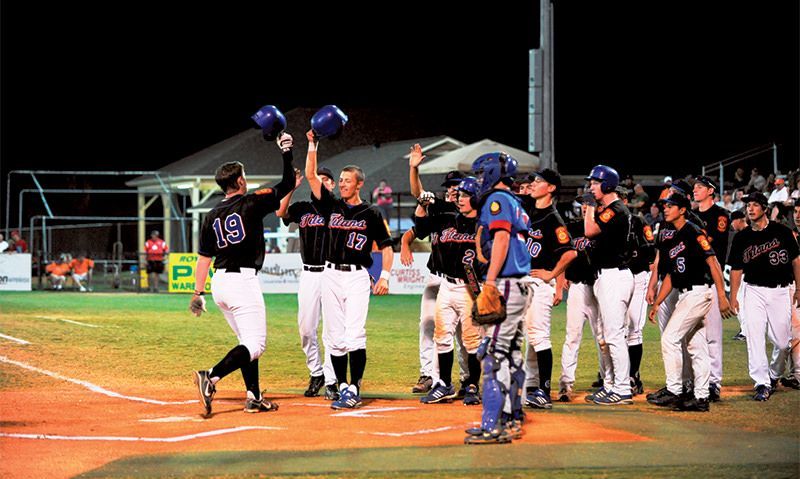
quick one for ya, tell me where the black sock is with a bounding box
[331,353,348,387]
[536,348,553,396]
[349,349,367,391]
[240,358,260,398]
[629,344,643,378]
[437,351,454,386]
[209,345,251,381]
[466,353,481,388]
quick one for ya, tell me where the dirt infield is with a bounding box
[0,382,650,479]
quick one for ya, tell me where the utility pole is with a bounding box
[530,0,554,170]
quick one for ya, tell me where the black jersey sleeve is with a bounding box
[785,227,800,261]
[414,215,433,240]
[198,214,217,258]
[250,150,295,218]
[369,206,394,249]
[282,201,307,226]
[728,231,745,270]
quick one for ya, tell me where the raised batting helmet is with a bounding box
[311,105,349,138]
[472,152,518,197]
[251,105,287,141]
[585,165,619,194]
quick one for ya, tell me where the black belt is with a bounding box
[748,282,791,289]
[326,262,363,272]
[304,265,325,272]
[443,274,465,285]
[215,266,257,274]
[677,284,709,294]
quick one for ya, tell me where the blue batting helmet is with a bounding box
[251,105,287,141]
[472,152,518,197]
[585,165,619,194]
[311,105,349,139]
[457,176,480,196]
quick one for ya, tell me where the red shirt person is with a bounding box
[145,230,168,292]
[10,231,27,253]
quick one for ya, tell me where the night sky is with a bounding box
[1,1,797,184]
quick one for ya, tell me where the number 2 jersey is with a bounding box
[414,211,479,280]
[728,221,799,287]
[198,150,295,270]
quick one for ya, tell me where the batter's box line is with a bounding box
[358,425,459,437]
[0,426,285,443]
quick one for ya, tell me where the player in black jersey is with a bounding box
[648,193,732,411]
[521,169,576,409]
[403,143,465,394]
[692,176,731,399]
[304,130,394,410]
[277,166,339,400]
[414,177,483,405]
[729,192,800,401]
[189,132,296,417]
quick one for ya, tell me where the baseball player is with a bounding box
[304,130,394,410]
[464,152,530,445]
[520,169,577,409]
[729,192,800,401]
[414,177,483,406]
[189,132,296,417]
[69,253,94,292]
[145,230,168,293]
[276,166,339,400]
[730,210,749,340]
[615,187,656,396]
[692,176,731,400]
[778,199,800,389]
[405,143,467,394]
[647,193,733,411]
[581,165,635,405]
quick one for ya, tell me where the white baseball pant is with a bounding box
[522,277,555,389]
[560,281,603,390]
[433,279,482,354]
[420,274,470,382]
[742,282,792,387]
[626,271,651,346]
[321,266,371,355]
[297,267,336,385]
[772,285,800,381]
[705,287,724,386]
[593,268,634,395]
[657,282,692,382]
[661,285,712,399]
[211,268,267,361]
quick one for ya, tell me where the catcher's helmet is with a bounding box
[311,105,349,139]
[585,165,619,194]
[472,152,518,197]
[251,105,287,141]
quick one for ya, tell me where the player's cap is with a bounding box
[528,168,561,192]
[670,179,692,196]
[441,170,465,187]
[774,177,785,185]
[150,230,160,236]
[614,185,630,199]
[663,176,672,184]
[659,192,691,210]
[694,175,718,191]
[730,210,746,221]
[317,167,334,181]
[742,192,768,208]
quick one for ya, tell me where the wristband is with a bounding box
[379,271,390,281]
[308,142,317,152]
[194,290,205,296]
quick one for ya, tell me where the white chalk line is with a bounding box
[0,355,195,405]
[0,426,285,443]
[0,333,30,345]
[332,406,416,418]
[35,315,99,328]
[139,416,204,423]
[358,426,457,437]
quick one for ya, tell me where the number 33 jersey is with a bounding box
[728,220,799,287]
[199,188,283,270]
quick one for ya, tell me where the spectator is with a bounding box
[571,187,584,218]
[644,202,662,225]
[46,255,71,290]
[69,253,94,292]
[731,189,745,211]
[0,234,8,253]
[10,231,27,253]
[747,167,767,192]
[718,191,735,211]
[768,177,789,205]
[621,173,635,189]
[371,179,393,220]
[145,230,168,293]
[629,183,649,213]
[789,177,800,204]
[731,167,747,191]
[658,176,672,200]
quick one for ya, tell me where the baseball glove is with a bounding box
[472,283,506,325]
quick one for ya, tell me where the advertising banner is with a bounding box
[0,254,32,291]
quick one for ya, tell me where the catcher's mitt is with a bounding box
[472,283,506,325]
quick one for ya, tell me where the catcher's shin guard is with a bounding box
[480,352,506,434]
[508,349,526,419]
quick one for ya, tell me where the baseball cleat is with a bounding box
[672,396,709,412]
[593,391,633,405]
[304,375,325,397]
[324,384,340,401]
[412,375,433,394]
[524,388,552,409]
[647,390,680,407]
[591,372,603,388]
[780,376,800,390]
[584,388,607,403]
[558,385,573,402]
[708,383,721,402]
[753,384,771,401]
[731,331,746,341]
[421,380,456,404]
[463,384,481,406]
[331,384,362,410]
[630,375,644,396]
[193,370,216,417]
[244,390,279,413]
[646,386,669,401]
[464,428,512,445]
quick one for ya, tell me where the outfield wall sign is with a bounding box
[168,253,213,293]
[0,254,32,291]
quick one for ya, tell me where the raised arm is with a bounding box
[305,130,323,200]
[271,133,296,199]
[276,169,303,219]
[409,143,426,198]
